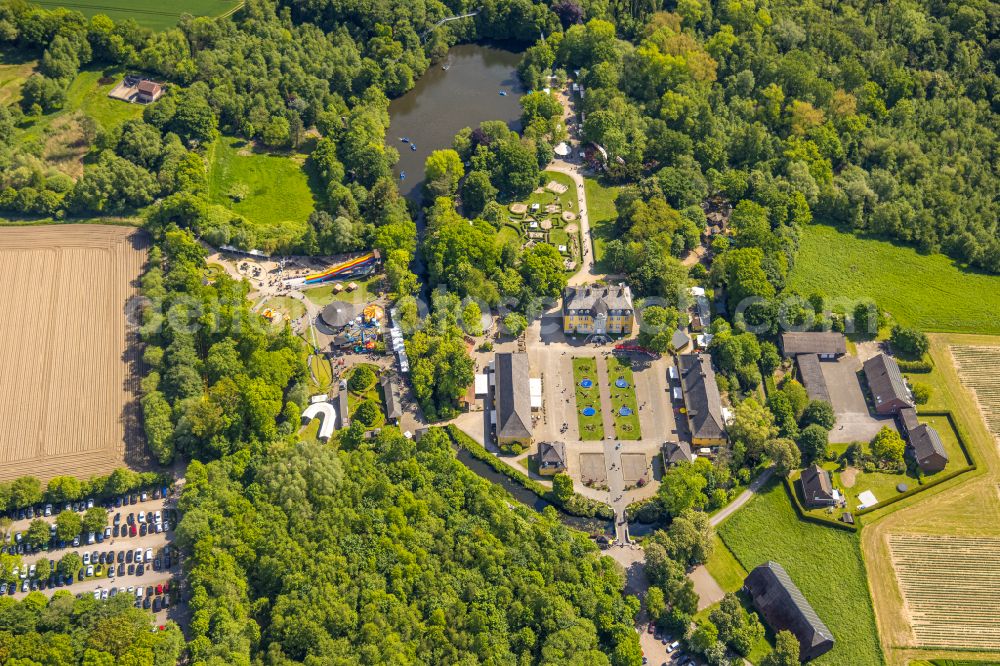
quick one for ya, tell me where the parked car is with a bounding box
[127,564,135,575]
[140,492,148,502]
[118,563,125,577]
[86,498,94,509]
[85,565,94,577]
[136,564,144,576]
[134,587,142,598]
[113,525,120,537]
[139,524,147,537]
[145,548,153,562]
[44,504,52,517]
[137,511,145,524]
[162,594,170,608]
[129,525,136,537]
[83,553,91,565]
[155,583,163,595]
[153,597,161,612]
[142,597,151,609]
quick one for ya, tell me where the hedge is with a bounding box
[897,358,933,373]
[782,475,859,532]
[446,425,615,520]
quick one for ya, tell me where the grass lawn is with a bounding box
[32,0,242,30]
[788,223,1000,335]
[343,363,386,425]
[584,176,620,271]
[606,355,641,440]
[573,357,604,440]
[207,136,317,249]
[0,53,34,106]
[261,296,306,321]
[718,481,884,666]
[704,534,747,593]
[308,354,333,393]
[303,276,377,306]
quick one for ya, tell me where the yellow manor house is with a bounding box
[562,284,634,336]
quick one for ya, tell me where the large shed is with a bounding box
[744,561,835,662]
[780,332,847,359]
[863,353,913,415]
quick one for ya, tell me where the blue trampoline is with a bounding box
[619,406,633,416]
[582,407,597,417]
[579,378,593,388]
[615,378,629,389]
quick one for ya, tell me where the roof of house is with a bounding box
[137,80,161,94]
[744,562,834,660]
[671,328,691,350]
[863,353,913,410]
[495,352,532,440]
[800,464,835,503]
[538,441,567,466]
[909,423,948,466]
[780,331,847,357]
[678,353,726,441]
[321,302,358,328]
[563,284,633,317]
[795,353,831,404]
[337,389,350,429]
[380,374,402,420]
[662,441,694,465]
[898,406,919,434]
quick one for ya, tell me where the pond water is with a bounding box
[455,447,614,538]
[388,44,524,200]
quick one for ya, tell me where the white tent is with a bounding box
[474,374,489,396]
[529,377,543,410]
[301,402,337,441]
[554,142,571,156]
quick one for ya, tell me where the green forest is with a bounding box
[0,0,996,662]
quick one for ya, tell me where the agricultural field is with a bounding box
[572,356,604,440]
[504,171,581,270]
[0,225,148,482]
[863,334,1000,666]
[718,481,884,666]
[207,136,318,250]
[949,345,1000,436]
[584,176,620,270]
[788,224,1000,335]
[606,355,640,440]
[888,534,1000,650]
[32,0,243,31]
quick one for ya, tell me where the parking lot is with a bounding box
[2,487,182,626]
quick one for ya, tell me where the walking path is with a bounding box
[546,161,601,286]
[710,466,775,527]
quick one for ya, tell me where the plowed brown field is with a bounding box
[0,225,148,481]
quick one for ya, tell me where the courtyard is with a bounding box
[819,354,898,443]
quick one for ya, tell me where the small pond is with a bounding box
[388,44,525,200]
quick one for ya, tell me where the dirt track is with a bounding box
[861,334,1000,666]
[0,225,149,481]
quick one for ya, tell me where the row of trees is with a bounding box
[0,468,164,514]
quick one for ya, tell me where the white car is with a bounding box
[86,565,94,577]
[154,510,161,523]
[134,548,143,561]
[86,498,94,509]
[87,532,95,545]
[140,492,148,502]
[134,587,143,599]
[155,523,163,534]
[137,511,145,524]
[44,504,52,517]
[145,548,153,562]
[127,586,134,594]
[82,553,91,566]
[101,588,109,600]
[28,564,35,577]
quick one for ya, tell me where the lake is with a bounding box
[388,44,524,199]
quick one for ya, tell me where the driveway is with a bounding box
[821,356,898,443]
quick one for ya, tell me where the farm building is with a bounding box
[795,353,831,404]
[897,406,919,434]
[800,464,838,508]
[907,423,949,473]
[492,352,532,448]
[562,284,634,336]
[661,441,695,467]
[744,561,835,662]
[863,353,914,415]
[780,332,847,359]
[536,441,567,475]
[381,374,402,424]
[678,353,727,446]
[336,388,350,429]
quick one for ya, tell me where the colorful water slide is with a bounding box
[285,252,378,287]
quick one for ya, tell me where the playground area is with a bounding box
[0,225,148,481]
[504,171,582,272]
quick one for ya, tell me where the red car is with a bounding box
[129,525,137,537]
[156,583,163,594]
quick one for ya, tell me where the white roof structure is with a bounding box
[672,387,683,401]
[554,142,571,156]
[301,402,337,441]
[857,490,878,510]
[668,366,678,380]
[309,394,328,404]
[474,373,489,396]
[529,377,543,410]
[696,334,714,349]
